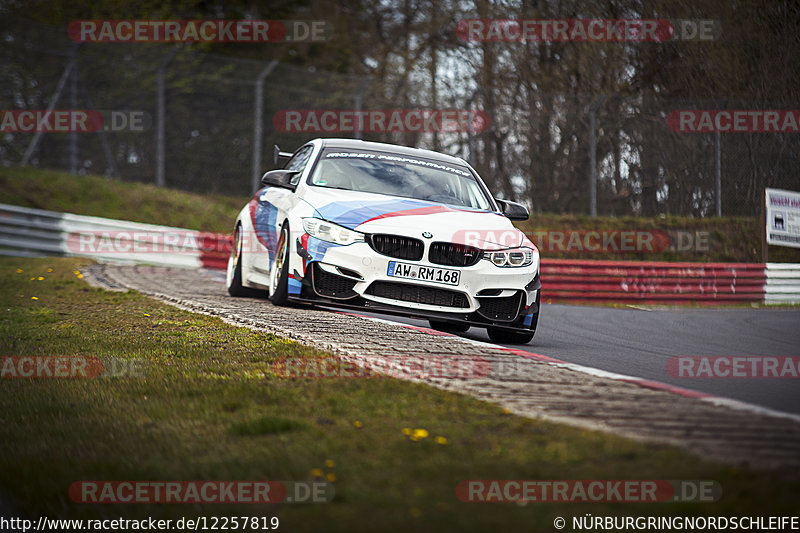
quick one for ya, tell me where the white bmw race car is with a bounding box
[226,138,541,343]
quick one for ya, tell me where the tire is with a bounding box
[428,320,470,333]
[487,292,540,344]
[227,224,261,297]
[269,223,291,306]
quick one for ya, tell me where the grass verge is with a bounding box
[0,166,247,233]
[1,258,799,532]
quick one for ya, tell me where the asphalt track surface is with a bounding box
[361,304,800,415]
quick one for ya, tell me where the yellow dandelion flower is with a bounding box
[144,313,151,317]
[435,436,448,445]
[310,468,323,478]
[353,420,363,428]
[31,296,39,300]
[411,428,428,440]
[16,269,23,273]
[47,268,53,272]
[402,427,411,435]
[325,473,336,483]
[77,274,83,279]
[73,270,80,275]
[29,277,35,281]
[37,276,44,281]
[502,407,511,415]
[324,459,335,468]
[409,507,422,518]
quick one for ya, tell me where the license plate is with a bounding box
[387,261,460,286]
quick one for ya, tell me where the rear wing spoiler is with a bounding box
[273,145,293,166]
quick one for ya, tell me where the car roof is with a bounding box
[315,138,468,166]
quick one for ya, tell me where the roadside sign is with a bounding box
[765,188,800,249]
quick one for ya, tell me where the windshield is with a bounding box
[309,149,493,210]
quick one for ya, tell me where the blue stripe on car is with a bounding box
[313,199,471,229]
[252,190,279,264]
[305,235,339,262]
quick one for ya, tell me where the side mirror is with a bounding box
[496,199,529,221]
[261,169,299,190]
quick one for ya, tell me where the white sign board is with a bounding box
[766,188,800,249]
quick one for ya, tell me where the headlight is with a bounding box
[302,218,365,245]
[483,248,535,267]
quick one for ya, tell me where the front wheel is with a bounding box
[227,224,261,297]
[487,292,539,344]
[269,223,291,306]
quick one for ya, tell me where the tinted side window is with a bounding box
[284,146,313,186]
[285,145,313,175]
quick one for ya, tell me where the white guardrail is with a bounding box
[0,203,229,270]
[1,202,799,305]
[765,263,800,304]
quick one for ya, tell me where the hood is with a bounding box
[303,187,525,249]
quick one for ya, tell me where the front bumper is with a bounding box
[293,236,540,332]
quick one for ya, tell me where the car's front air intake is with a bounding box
[367,234,424,261]
[428,242,482,267]
[366,281,469,308]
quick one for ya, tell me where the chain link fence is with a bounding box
[2,17,798,216]
[0,17,370,197]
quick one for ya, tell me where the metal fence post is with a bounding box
[68,45,79,175]
[156,46,180,187]
[252,60,279,194]
[715,130,722,216]
[353,94,362,140]
[79,81,120,179]
[588,94,606,217]
[21,46,78,166]
[354,80,371,141]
